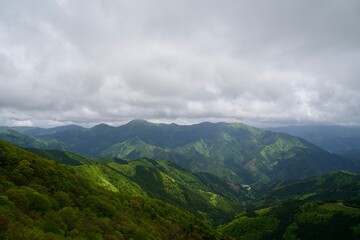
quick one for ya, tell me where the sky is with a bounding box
[0,0,360,127]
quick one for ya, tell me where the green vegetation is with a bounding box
[0,130,66,150]
[269,125,360,161]
[0,141,219,239]
[220,200,360,240]
[219,215,279,240]
[2,120,360,239]
[254,170,360,207]
[3,120,357,184]
[220,171,360,239]
[27,148,94,166]
[1,140,360,239]
[77,158,245,226]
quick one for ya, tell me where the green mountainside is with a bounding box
[0,124,85,137]
[1,120,358,184]
[268,125,360,160]
[0,140,219,239]
[220,171,360,239]
[21,147,246,225]
[4,142,246,225]
[1,140,360,239]
[253,170,360,207]
[0,130,67,150]
[26,148,95,166]
[220,200,360,240]
[77,158,245,226]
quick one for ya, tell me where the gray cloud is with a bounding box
[0,0,360,127]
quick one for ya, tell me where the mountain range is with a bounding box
[268,125,360,161]
[1,140,360,239]
[1,120,359,184]
[1,120,360,239]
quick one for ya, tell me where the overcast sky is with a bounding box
[0,0,360,127]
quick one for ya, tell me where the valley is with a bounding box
[1,121,360,239]
[1,120,358,184]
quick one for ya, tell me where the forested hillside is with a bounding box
[0,141,219,239]
[269,125,360,161]
[220,171,360,240]
[2,140,360,239]
[1,120,358,184]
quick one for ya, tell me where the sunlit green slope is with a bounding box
[0,141,219,239]
[77,158,246,226]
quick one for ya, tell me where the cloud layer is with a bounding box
[1,0,360,127]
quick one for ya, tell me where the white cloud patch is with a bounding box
[0,0,360,127]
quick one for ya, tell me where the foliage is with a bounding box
[269,125,360,160]
[26,148,94,166]
[0,140,220,239]
[219,215,279,240]
[253,170,360,207]
[221,199,360,240]
[2,121,358,184]
[221,171,360,239]
[78,158,246,226]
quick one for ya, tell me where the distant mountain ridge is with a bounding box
[1,120,359,184]
[0,124,85,136]
[268,125,360,160]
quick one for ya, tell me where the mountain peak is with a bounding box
[50,124,85,131]
[92,123,113,129]
[127,119,151,125]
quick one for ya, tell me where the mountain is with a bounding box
[1,120,359,184]
[2,140,360,239]
[78,157,246,225]
[21,146,246,225]
[220,198,360,240]
[268,125,360,160]
[0,140,219,239]
[253,170,360,207]
[220,171,360,240]
[0,124,85,137]
[26,148,95,166]
[0,130,67,150]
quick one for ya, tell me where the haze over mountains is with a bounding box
[269,125,360,160]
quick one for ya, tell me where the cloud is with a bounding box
[0,0,360,127]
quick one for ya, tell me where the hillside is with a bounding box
[0,124,85,137]
[77,158,246,225]
[0,141,219,239]
[0,130,67,150]
[253,170,360,207]
[2,140,360,239]
[268,125,360,160]
[15,145,247,224]
[220,171,360,239]
[220,199,360,240]
[2,120,358,184]
[19,146,247,225]
[26,148,95,166]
